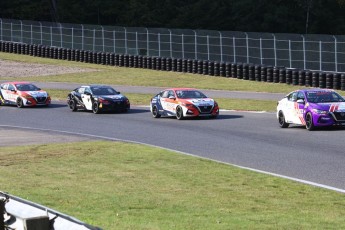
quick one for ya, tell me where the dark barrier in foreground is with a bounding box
[0,40,345,91]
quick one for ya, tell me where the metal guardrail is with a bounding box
[1,18,345,72]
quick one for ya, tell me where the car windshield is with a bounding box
[175,90,207,99]
[306,91,345,103]
[15,84,40,91]
[91,86,117,96]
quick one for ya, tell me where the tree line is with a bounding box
[1,0,345,35]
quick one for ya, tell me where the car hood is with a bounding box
[308,102,345,112]
[183,98,214,106]
[20,90,48,97]
[98,94,125,100]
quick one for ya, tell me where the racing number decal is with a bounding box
[294,102,306,125]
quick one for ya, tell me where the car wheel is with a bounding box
[176,106,184,120]
[68,98,77,111]
[92,101,100,114]
[278,111,289,128]
[16,97,24,108]
[152,105,161,118]
[305,112,315,131]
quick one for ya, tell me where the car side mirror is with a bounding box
[84,92,91,96]
[169,96,176,100]
[297,99,305,104]
[10,89,16,92]
[37,88,41,90]
[117,92,121,94]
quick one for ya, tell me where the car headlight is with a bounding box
[23,95,33,99]
[312,109,328,115]
[180,102,193,107]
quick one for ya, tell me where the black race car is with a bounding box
[67,85,130,114]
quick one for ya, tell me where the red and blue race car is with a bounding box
[277,88,345,130]
[150,88,219,120]
[0,81,51,107]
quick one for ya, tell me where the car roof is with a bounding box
[81,85,112,88]
[300,88,334,93]
[1,81,31,85]
[164,88,198,91]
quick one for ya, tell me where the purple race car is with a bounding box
[277,89,345,130]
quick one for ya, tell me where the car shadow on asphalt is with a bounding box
[287,125,345,131]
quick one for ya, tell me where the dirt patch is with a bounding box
[0,59,96,78]
[0,127,96,147]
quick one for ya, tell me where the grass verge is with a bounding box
[0,52,323,94]
[48,89,277,112]
[1,141,345,229]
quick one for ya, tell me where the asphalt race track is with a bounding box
[1,102,345,192]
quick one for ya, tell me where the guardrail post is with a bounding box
[333,36,338,72]
[182,34,185,59]
[146,28,149,56]
[39,22,43,44]
[193,30,197,60]
[81,24,84,50]
[272,34,277,67]
[219,31,223,63]
[302,35,306,70]
[102,26,105,52]
[169,29,172,58]
[158,33,161,57]
[20,20,23,42]
[0,18,2,41]
[260,38,263,65]
[233,37,236,63]
[245,32,249,64]
[289,40,292,68]
[71,27,74,49]
[207,35,210,60]
[113,30,116,53]
[319,40,322,71]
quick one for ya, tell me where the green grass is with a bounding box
[0,52,313,94]
[1,141,345,229]
[48,89,277,111]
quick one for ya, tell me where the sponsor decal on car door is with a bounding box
[160,90,177,114]
[81,93,92,110]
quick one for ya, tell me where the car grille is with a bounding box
[332,112,345,121]
[198,105,213,113]
[111,101,128,109]
[35,97,47,103]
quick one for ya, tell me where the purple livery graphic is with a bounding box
[277,89,345,130]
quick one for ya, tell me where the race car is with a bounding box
[150,88,219,120]
[277,88,345,130]
[0,81,51,107]
[67,85,130,114]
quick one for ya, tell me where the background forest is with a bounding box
[1,0,345,34]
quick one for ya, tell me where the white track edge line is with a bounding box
[1,124,345,194]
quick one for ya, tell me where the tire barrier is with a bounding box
[333,73,340,90]
[305,70,312,87]
[311,71,319,87]
[203,60,208,75]
[214,62,220,76]
[187,59,193,73]
[279,68,286,83]
[219,62,225,77]
[298,70,305,86]
[326,73,333,89]
[319,72,326,88]
[192,60,198,74]
[2,41,345,91]
[254,65,261,81]
[267,66,273,82]
[291,69,299,85]
[272,67,279,83]
[341,74,345,91]
[182,59,187,73]
[208,61,214,76]
[242,64,249,80]
[237,63,243,79]
[166,58,172,71]
[231,63,237,78]
[197,60,203,74]
[286,69,292,84]
[261,66,267,82]
[177,59,182,72]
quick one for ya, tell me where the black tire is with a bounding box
[68,98,77,111]
[16,97,24,108]
[278,111,289,128]
[305,112,315,131]
[152,105,161,118]
[92,101,100,114]
[176,106,184,120]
